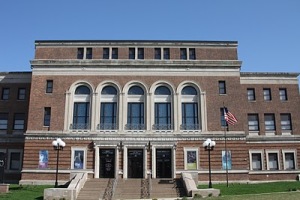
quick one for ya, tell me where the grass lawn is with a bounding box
[197,181,300,199]
[0,184,52,200]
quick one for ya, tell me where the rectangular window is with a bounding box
[0,113,8,130]
[283,151,295,170]
[73,103,90,129]
[46,80,53,93]
[129,48,135,59]
[218,81,226,94]
[100,102,117,130]
[86,48,92,59]
[184,148,198,170]
[112,48,118,59]
[44,107,51,127]
[279,88,287,101]
[181,103,198,130]
[9,152,21,170]
[247,88,255,101]
[180,48,187,60]
[251,153,262,170]
[103,48,110,59]
[189,48,196,60]
[267,152,279,170]
[18,88,26,100]
[13,113,25,130]
[163,48,170,60]
[155,48,161,59]
[154,103,171,130]
[280,113,292,130]
[138,48,144,59]
[263,88,271,101]
[127,103,144,130]
[77,48,84,59]
[264,114,275,131]
[72,148,86,169]
[248,114,259,131]
[1,88,9,100]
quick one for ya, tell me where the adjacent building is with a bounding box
[0,40,299,185]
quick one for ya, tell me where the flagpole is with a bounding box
[223,104,229,187]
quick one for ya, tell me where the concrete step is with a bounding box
[77,178,111,200]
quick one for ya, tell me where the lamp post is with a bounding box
[203,138,216,188]
[52,138,66,188]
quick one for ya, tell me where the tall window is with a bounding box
[129,48,135,59]
[280,113,292,131]
[1,88,9,100]
[46,80,53,93]
[267,152,279,170]
[138,48,144,59]
[9,152,22,170]
[180,48,187,60]
[263,88,271,101]
[220,108,227,127]
[283,151,295,170]
[13,113,25,130]
[112,48,118,59]
[72,86,90,130]
[181,86,199,130]
[248,114,259,131]
[86,48,93,59]
[154,86,172,130]
[44,107,51,127]
[155,48,161,59]
[264,114,275,131]
[279,88,287,101]
[103,48,110,59]
[247,88,255,101]
[189,48,196,60]
[126,86,145,130]
[0,113,8,130]
[100,86,118,130]
[218,81,226,94]
[163,48,170,60]
[18,88,26,100]
[251,153,262,170]
[77,48,84,59]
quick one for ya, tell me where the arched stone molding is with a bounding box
[176,81,207,132]
[122,81,149,132]
[150,81,176,132]
[95,81,122,132]
[64,81,95,132]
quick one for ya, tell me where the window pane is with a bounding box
[128,86,144,95]
[86,48,92,59]
[10,152,21,170]
[103,48,109,59]
[127,103,144,130]
[129,48,135,59]
[138,48,144,59]
[268,153,278,170]
[75,86,90,95]
[163,48,170,60]
[284,153,295,170]
[44,107,51,126]
[154,103,171,129]
[100,103,117,130]
[279,89,287,101]
[101,86,117,95]
[248,114,259,131]
[77,48,84,59]
[14,114,25,130]
[18,88,26,100]
[252,153,262,170]
[182,86,197,95]
[181,103,198,130]
[265,114,275,131]
[155,86,171,95]
[247,89,255,101]
[263,89,271,101]
[155,48,161,59]
[180,48,187,60]
[112,48,118,59]
[1,88,9,100]
[219,81,226,94]
[0,113,8,130]
[73,103,90,129]
[281,114,291,130]
[189,48,196,60]
[46,80,53,93]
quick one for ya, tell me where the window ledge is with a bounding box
[282,131,292,136]
[180,130,201,133]
[153,130,174,133]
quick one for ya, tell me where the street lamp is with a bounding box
[203,138,216,188]
[52,138,66,188]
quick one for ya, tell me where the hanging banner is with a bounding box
[222,150,232,170]
[39,150,48,169]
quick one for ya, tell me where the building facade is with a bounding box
[1,40,299,184]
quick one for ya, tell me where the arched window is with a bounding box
[72,85,91,130]
[126,86,145,130]
[153,86,172,130]
[99,86,118,130]
[181,86,199,130]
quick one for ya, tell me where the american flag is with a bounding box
[224,107,238,125]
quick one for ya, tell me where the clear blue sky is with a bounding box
[1,0,299,76]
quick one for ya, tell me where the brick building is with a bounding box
[1,40,300,185]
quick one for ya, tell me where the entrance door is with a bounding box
[156,149,172,178]
[100,149,115,178]
[128,149,143,178]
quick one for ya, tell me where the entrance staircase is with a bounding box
[76,178,186,200]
